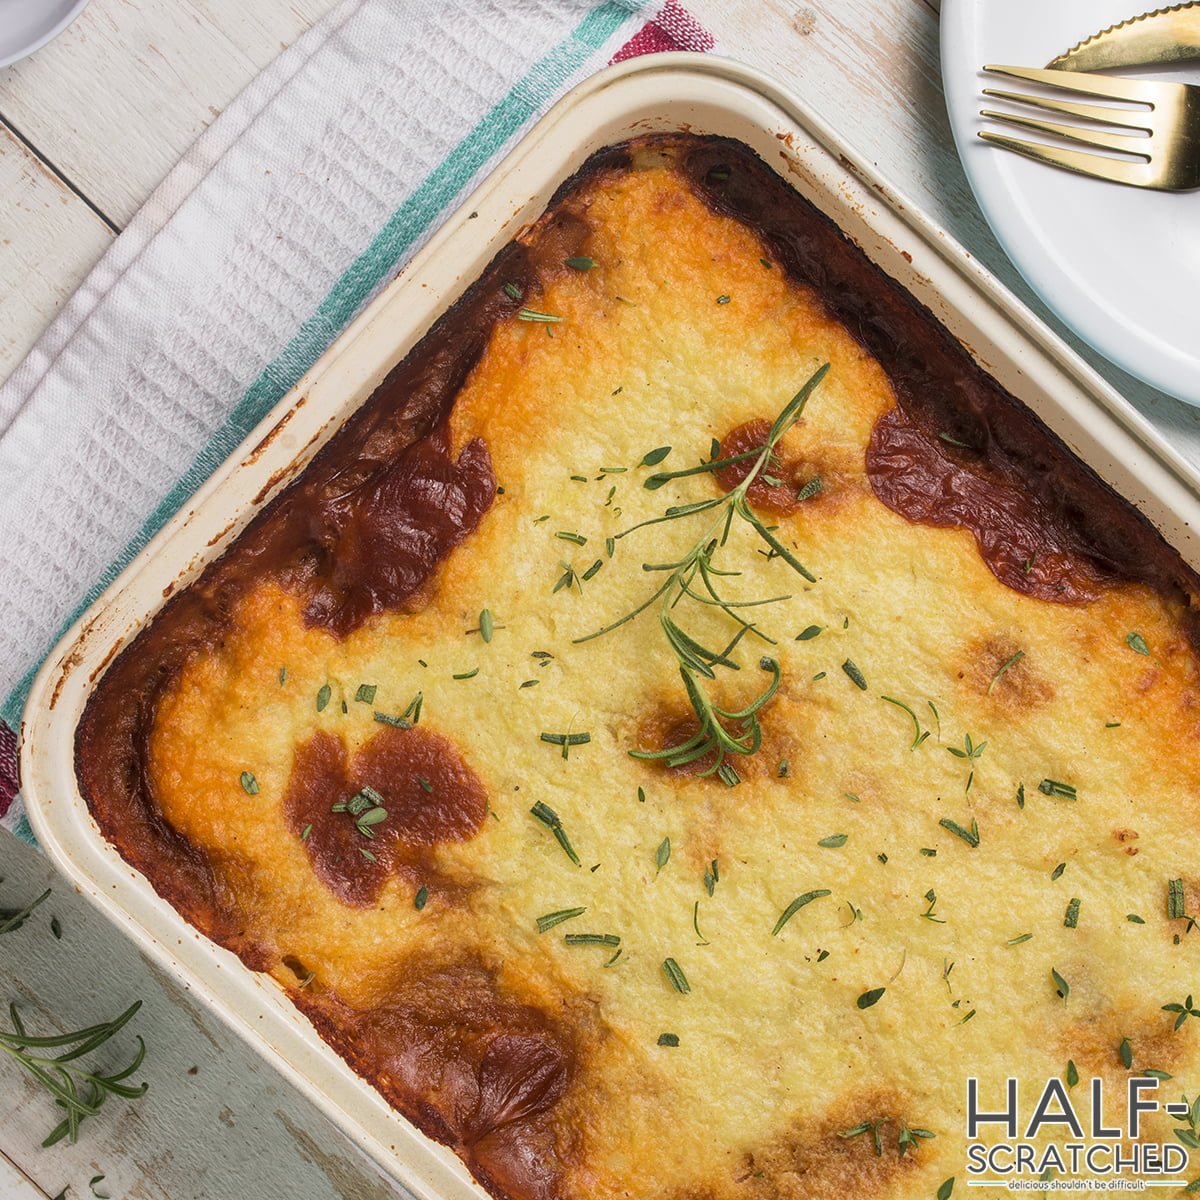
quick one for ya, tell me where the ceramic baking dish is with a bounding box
[20,54,1200,1199]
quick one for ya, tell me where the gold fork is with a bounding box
[979,64,1200,190]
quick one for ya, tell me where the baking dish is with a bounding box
[20,54,1200,1199]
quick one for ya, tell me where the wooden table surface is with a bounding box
[3,2,1199,1197]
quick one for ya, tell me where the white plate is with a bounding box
[941,0,1200,406]
[0,0,88,69]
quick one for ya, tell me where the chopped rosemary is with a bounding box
[655,838,671,876]
[239,771,259,795]
[795,625,823,641]
[880,695,928,750]
[414,885,429,911]
[0,889,51,936]
[716,294,731,304]
[1007,933,1033,945]
[582,559,603,581]
[565,256,596,270]
[796,476,822,502]
[1064,898,1081,928]
[939,818,980,848]
[1052,967,1070,1000]
[1163,995,1200,1029]
[300,824,312,841]
[574,365,830,779]
[662,957,690,994]
[502,282,522,300]
[772,889,831,935]
[693,901,709,945]
[540,731,591,760]
[355,684,377,704]
[857,987,886,1010]
[1170,878,1187,920]
[1120,1037,1133,1069]
[529,801,581,866]
[565,933,620,947]
[818,834,848,848]
[842,660,868,691]
[946,734,986,760]
[316,683,332,712]
[1126,631,1150,656]
[1051,862,1066,881]
[278,666,287,685]
[704,859,719,896]
[536,907,586,933]
[657,1033,680,1047]
[479,609,495,643]
[987,650,1024,695]
[517,307,562,323]
[453,668,479,680]
[556,531,587,545]
[1039,779,1077,800]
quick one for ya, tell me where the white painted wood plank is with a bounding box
[0,125,112,386]
[0,829,402,1200]
[0,0,338,228]
[0,1149,51,1200]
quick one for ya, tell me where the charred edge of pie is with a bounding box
[680,135,1200,624]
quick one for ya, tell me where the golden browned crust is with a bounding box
[76,136,1200,1199]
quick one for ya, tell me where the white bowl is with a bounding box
[0,0,89,70]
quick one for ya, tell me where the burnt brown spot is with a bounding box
[633,700,772,784]
[708,1087,928,1200]
[868,406,1109,604]
[297,955,576,1200]
[714,419,802,514]
[285,726,488,906]
[966,634,1054,708]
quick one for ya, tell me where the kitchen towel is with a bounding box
[0,0,712,842]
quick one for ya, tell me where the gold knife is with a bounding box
[1047,1,1200,69]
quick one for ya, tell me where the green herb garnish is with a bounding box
[818,834,848,848]
[657,1032,680,1047]
[842,660,868,691]
[565,933,620,947]
[856,987,886,1010]
[530,802,581,866]
[239,771,259,796]
[662,957,691,994]
[1039,779,1077,800]
[574,366,830,780]
[540,731,591,760]
[565,256,596,270]
[414,886,429,911]
[316,684,332,712]
[536,907,586,933]
[1170,878,1187,920]
[517,307,562,323]
[655,838,671,876]
[1163,995,1200,1030]
[1127,631,1150,656]
[772,889,832,935]
[0,1001,146,1146]
[939,817,980,848]
[1052,967,1070,999]
[1064,898,1081,928]
[987,650,1024,695]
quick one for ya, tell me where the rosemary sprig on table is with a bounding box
[0,1000,147,1146]
[574,363,830,781]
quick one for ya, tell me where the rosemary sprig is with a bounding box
[0,1001,147,1146]
[574,364,830,779]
